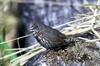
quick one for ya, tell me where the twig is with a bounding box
[10,48,46,66]
[78,37,100,42]
[91,28,100,39]
[0,33,33,44]
[0,44,40,60]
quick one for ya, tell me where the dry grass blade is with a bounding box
[0,44,40,60]
[91,28,100,39]
[10,47,46,66]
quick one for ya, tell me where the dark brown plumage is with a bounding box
[30,21,70,51]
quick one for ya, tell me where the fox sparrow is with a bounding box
[30,20,70,51]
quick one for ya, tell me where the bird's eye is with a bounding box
[31,25,38,30]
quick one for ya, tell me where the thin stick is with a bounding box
[0,33,33,44]
[0,44,40,60]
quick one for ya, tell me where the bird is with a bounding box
[30,19,70,51]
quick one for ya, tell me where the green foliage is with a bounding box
[0,27,18,66]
